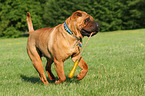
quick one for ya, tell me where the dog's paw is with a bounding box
[55,80,61,84]
[77,70,87,80]
[77,75,84,80]
[49,78,55,81]
[44,82,50,85]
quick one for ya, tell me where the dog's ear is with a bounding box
[75,11,82,16]
[72,11,83,19]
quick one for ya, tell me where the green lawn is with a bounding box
[0,29,145,96]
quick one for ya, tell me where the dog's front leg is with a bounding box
[54,61,66,84]
[71,55,88,80]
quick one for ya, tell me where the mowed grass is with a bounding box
[0,29,145,96]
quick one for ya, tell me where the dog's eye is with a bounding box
[85,18,90,23]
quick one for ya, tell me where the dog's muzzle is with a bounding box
[81,21,100,37]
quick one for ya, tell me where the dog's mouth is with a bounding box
[81,29,99,37]
[81,29,98,37]
[81,21,100,37]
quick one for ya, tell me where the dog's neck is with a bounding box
[64,22,79,40]
[64,22,82,47]
[64,22,73,35]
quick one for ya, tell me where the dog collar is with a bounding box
[64,22,73,35]
[64,22,82,47]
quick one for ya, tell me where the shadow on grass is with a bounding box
[20,75,44,84]
[20,74,80,84]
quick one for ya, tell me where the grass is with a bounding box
[0,29,145,96]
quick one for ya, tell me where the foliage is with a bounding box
[0,0,44,37]
[43,0,145,31]
[0,0,144,37]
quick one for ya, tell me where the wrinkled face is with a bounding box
[71,11,100,37]
[81,17,100,37]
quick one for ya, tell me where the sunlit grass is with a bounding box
[0,29,145,95]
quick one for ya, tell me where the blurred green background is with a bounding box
[0,0,145,37]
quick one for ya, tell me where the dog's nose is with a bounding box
[95,22,99,26]
[95,21,100,31]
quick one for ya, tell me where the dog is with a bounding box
[26,11,99,84]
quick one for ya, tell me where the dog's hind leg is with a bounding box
[45,59,55,81]
[27,47,49,85]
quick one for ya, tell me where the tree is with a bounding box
[0,0,44,37]
[43,0,145,31]
[0,0,144,37]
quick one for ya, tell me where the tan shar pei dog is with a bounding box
[26,11,100,84]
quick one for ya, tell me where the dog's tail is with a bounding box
[26,12,34,35]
